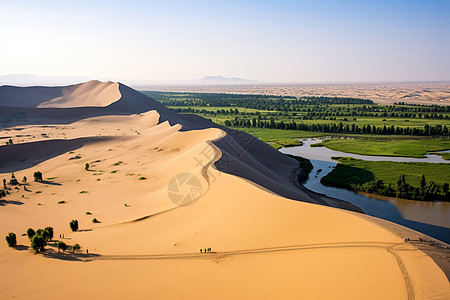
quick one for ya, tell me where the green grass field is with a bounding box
[321,157,450,201]
[325,157,450,187]
[318,138,450,158]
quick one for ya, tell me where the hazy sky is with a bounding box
[1,0,449,83]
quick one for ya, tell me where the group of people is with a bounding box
[200,248,212,253]
[404,237,424,242]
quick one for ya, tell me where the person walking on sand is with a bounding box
[86,249,88,254]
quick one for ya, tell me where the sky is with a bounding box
[1,0,449,84]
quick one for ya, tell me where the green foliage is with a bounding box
[58,200,65,204]
[0,189,6,199]
[138,177,147,180]
[86,211,92,215]
[92,218,100,223]
[79,190,88,194]
[319,138,450,158]
[85,163,89,171]
[322,158,450,201]
[31,234,45,252]
[33,171,43,182]
[72,243,81,253]
[69,219,79,232]
[5,232,17,247]
[22,176,27,183]
[56,241,67,252]
[27,228,36,240]
[44,227,54,241]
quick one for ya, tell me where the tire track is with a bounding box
[387,244,415,300]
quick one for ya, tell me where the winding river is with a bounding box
[280,139,450,244]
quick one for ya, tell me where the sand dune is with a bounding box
[0,81,449,299]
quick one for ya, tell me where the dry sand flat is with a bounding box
[0,81,449,299]
[142,81,450,105]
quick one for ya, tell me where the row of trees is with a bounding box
[354,175,449,201]
[6,220,81,252]
[225,118,450,137]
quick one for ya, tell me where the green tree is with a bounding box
[0,189,6,199]
[72,243,81,253]
[85,163,89,171]
[69,219,79,232]
[22,176,27,184]
[27,228,36,240]
[44,227,54,241]
[33,171,43,182]
[31,234,45,253]
[5,232,17,247]
[57,241,67,252]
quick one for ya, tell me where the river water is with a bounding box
[280,139,450,244]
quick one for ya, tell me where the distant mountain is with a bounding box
[0,74,91,87]
[198,76,254,85]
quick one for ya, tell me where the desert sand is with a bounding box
[0,81,449,299]
[139,81,450,105]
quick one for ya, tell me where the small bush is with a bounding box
[33,171,43,182]
[58,200,65,204]
[44,227,54,241]
[0,189,6,199]
[86,211,92,215]
[5,232,17,247]
[69,219,79,232]
[27,228,36,240]
[35,191,42,194]
[57,241,67,252]
[85,163,89,171]
[31,234,45,252]
[79,190,88,194]
[110,170,117,174]
[138,177,147,180]
[72,243,81,253]
[92,218,100,223]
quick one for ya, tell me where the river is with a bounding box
[279,139,450,244]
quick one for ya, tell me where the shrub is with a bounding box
[0,189,6,199]
[86,211,92,215]
[79,191,88,194]
[138,177,147,180]
[69,220,79,232]
[72,243,81,253]
[5,232,17,247]
[44,227,54,241]
[33,171,43,182]
[85,163,89,171]
[92,218,100,223]
[22,176,27,183]
[27,228,36,240]
[56,241,67,252]
[31,234,45,252]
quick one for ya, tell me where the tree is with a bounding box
[31,234,45,253]
[0,189,6,199]
[85,163,89,171]
[5,232,17,247]
[44,227,54,241]
[2,178,6,188]
[27,228,36,240]
[22,176,27,184]
[33,171,43,182]
[72,243,81,253]
[69,219,79,232]
[57,241,67,252]
[420,175,426,189]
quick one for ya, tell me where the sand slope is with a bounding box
[0,82,449,299]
